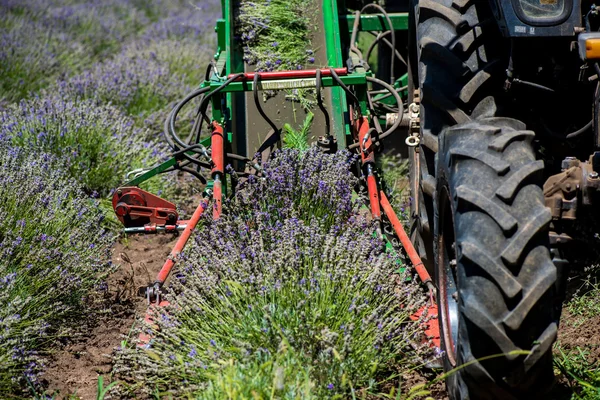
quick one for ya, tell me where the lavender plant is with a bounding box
[55,48,191,121]
[0,14,89,104]
[0,140,114,394]
[236,147,359,226]
[1,95,168,196]
[113,149,426,398]
[0,0,218,104]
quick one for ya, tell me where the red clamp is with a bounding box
[112,187,179,228]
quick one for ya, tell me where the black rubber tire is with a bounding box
[409,0,505,274]
[435,117,558,399]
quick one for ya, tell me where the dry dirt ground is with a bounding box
[43,235,177,399]
[41,234,594,399]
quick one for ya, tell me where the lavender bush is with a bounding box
[55,45,193,121]
[0,139,114,394]
[236,147,359,225]
[0,95,169,196]
[0,0,219,105]
[114,149,426,398]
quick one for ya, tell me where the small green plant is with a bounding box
[97,376,119,400]
[282,112,313,151]
[555,346,600,399]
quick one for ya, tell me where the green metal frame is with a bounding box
[125,1,409,190]
[341,13,409,32]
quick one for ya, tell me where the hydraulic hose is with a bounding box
[360,3,396,83]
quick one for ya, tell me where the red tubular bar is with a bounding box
[366,173,381,220]
[155,198,208,284]
[211,121,225,176]
[228,68,348,81]
[355,116,380,220]
[211,120,224,220]
[379,191,432,285]
[213,177,222,220]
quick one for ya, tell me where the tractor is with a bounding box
[111,0,600,398]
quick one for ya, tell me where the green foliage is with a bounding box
[2,96,167,196]
[283,112,313,151]
[237,0,316,72]
[97,376,119,400]
[555,347,600,399]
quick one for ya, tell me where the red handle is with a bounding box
[379,191,432,285]
[228,68,348,81]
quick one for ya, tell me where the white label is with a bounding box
[258,78,316,90]
[529,27,535,34]
[515,25,527,33]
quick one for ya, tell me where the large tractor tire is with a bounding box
[409,0,561,398]
[410,0,506,271]
[436,118,558,399]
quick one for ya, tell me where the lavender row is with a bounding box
[0,138,114,395]
[113,149,428,398]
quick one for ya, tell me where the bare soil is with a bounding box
[43,235,177,399]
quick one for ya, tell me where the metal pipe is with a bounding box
[379,190,433,288]
[155,198,208,284]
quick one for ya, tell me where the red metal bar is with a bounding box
[355,116,380,220]
[155,198,208,284]
[366,172,381,220]
[211,121,225,176]
[228,68,348,81]
[210,121,224,220]
[379,191,432,285]
[213,177,222,220]
[356,116,374,164]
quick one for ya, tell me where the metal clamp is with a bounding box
[405,135,420,147]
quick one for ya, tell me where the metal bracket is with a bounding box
[407,90,421,148]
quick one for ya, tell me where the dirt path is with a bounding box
[43,235,177,399]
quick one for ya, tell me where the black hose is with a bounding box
[350,11,365,63]
[347,76,404,150]
[253,73,279,134]
[330,67,360,108]
[366,91,384,141]
[360,3,396,83]
[180,166,208,184]
[316,69,331,136]
[196,72,245,129]
[165,86,211,150]
[366,30,407,68]
[367,76,404,130]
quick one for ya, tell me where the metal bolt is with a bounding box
[410,103,419,114]
[117,189,122,196]
[590,171,599,179]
